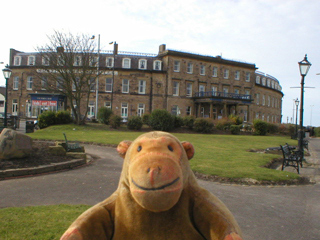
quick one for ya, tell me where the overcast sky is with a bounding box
[1,0,320,126]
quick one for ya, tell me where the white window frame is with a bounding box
[212,86,217,96]
[171,105,180,116]
[200,65,205,75]
[14,56,21,66]
[88,101,95,118]
[235,71,240,80]
[105,101,112,109]
[42,56,49,66]
[74,56,82,66]
[58,56,65,66]
[105,78,113,92]
[199,84,205,93]
[12,99,18,116]
[262,95,265,106]
[234,89,240,95]
[138,59,147,70]
[187,62,193,74]
[90,56,98,67]
[138,80,146,94]
[121,103,128,119]
[223,87,229,97]
[212,67,218,77]
[256,76,261,84]
[245,72,251,82]
[122,79,129,93]
[89,78,96,92]
[28,56,35,66]
[268,95,271,107]
[122,58,131,68]
[186,82,192,97]
[173,61,180,72]
[106,57,114,67]
[41,77,47,90]
[153,60,162,70]
[262,77,266,86]
[223,69,229,79]
[137,103,145,116]
[256,93,260,105]
[173,81,179,96]
[13,76,19,90]
[186,106,192,115]
[27,76,33,90]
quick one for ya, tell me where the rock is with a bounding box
[0,128,33,160]
[48,145,67,156]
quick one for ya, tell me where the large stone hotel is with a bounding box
[6,44,283,123]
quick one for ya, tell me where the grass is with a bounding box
[1,124,301,240]
[29,123,299,181]
[0,205,90,240]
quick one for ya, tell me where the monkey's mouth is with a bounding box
[131,177,180,191]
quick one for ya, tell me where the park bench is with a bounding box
[63,133,82,152]
[303,139,309,150]
[280,143,302,174]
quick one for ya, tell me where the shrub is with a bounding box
[314,127,320,137]
[142,114,150,126]
[149,109,175,132]
[230,125,241,135]
[215,117,233,130]
[127,116,143,130]
[228,114,243,125]
[174,116,184,129]
[55,111,72,124]
[266,123,279,134]
[110,115,122,129]
[183,116,195,129]
[38,111,56,129]
[253,119,268,135]
[193,118,214,133]
[242,124,252,132]
[97,107,113,125]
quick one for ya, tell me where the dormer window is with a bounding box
[90,57,98,67]
[106,57,114,67]
[139,59,147,70]
[153,60,162,70]
[28,56,35,66]
[122,58,131,68]
[14,56,21,66]
[42,56,49,66]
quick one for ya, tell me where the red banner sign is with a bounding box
[32,100,57,106]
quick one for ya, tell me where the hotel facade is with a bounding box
[6,44,283,123]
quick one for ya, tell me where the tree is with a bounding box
[34,30,102,125]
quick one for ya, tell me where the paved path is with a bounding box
[1,139,320,240]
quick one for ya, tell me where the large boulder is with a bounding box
[0,128,33,160]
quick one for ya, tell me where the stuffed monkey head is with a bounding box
[117,131,194,212]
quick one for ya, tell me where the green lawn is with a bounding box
[29,123,299,181]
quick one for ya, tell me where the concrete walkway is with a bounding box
[0,136,320,239]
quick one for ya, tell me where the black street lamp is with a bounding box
[298,54,311,155]
[2,67,12,128]
[295,98,299,138]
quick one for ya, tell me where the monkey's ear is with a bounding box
[181,141,194,160]
[117,140,132,158]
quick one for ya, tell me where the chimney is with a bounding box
[159,44,166,54]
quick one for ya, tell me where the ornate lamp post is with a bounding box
[295,98,299,139]
[298,55,311,154]
[2,67,12,128]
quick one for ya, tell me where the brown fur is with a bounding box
[61,131,242,240]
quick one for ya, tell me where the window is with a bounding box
[199,85,205,95]
[245,72,250,82]
[200,65,205,75]
[42,56,49,66]
[57,77,63,90]
[186,106,192,115]
[27,76,33,90]
[14,56,21,66]
[90,57,98,67]
[262,77,266,86]
[106,57,114,67]
[173,61,180,72]
[137,103,145,116]
[139,59,147,70]
[28,56,35,66]
[223,87,229,97]
[106,78,113,92]
[212,67,218,77]
[173,81,179,96]
[0,100,3,107]
[267,79,271,87]
[187,63,193,74]
[89,78,96,92]
[234,89,240,95]
[105,101,112,109]
[171,105,180,116]
[121,103,128,120]
[58,56,65,66]
[12,99,18,116]
[122,58,131,68]
[256,93,260,105]
[262,95,265,106]
[186,82,192,97]
[212,86,217,96]
[153,60,162,70]
[122,79,129,93]
[74,56,82,66]
[271,81,275,89]
[235,71,240,80]
[255,112,259,119]
[267,96,271,107]
[223,69,229,79]
[138,80,146,94]
[13,76,19,90]
[41,77,48,89]
[256,76,260,84]
[88,101,95,118]
[245,90,250,98]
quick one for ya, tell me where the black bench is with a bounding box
[280,144,302,174]
[63,133,82,152]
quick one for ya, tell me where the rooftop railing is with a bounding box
[194,91,252,101]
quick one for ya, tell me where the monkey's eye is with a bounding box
[137,146,142,152]
[168,145,174,152]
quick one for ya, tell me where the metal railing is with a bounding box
[194,91,251,100]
